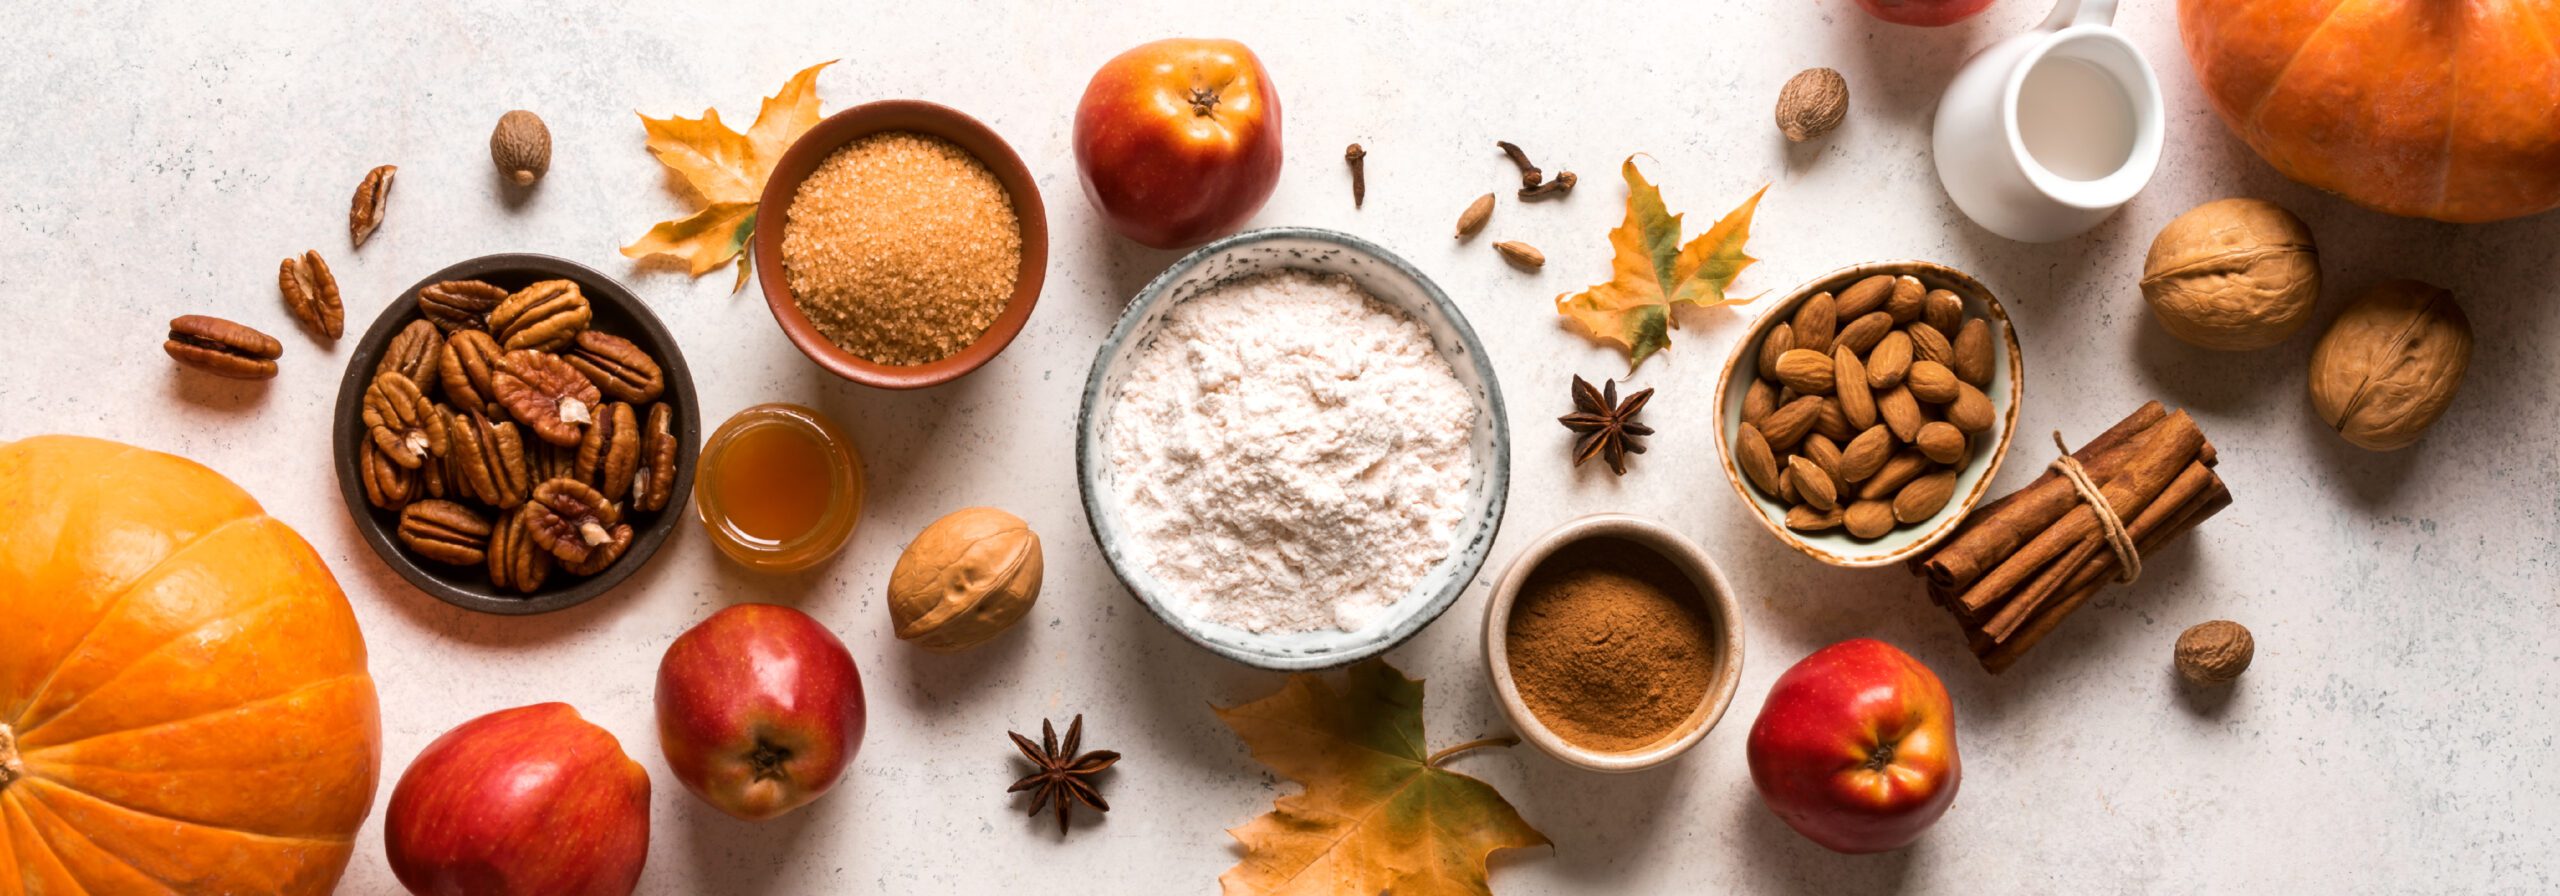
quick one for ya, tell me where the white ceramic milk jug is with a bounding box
[1931,0,2165,243]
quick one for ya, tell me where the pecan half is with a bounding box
[561,522,634,576]
[376,319,444,385]
[438,329,504,416]
[493,349,599,447]
[419,280,508,334]
[350,164,395,249]
[524,477,625,570]
[487,505,553,594]
[577,402,641,501]
[362,372,449,469]
[528,439,577,484]
[361,440,421,510]
[280,250,344,339]
[453,412,533,508]
[564,331,665,404]
[165,315,281,380]
[632,402,677,513]
[488,279,591,352]
[397,499,491,566]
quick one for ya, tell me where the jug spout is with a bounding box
[2039,0,2117,30]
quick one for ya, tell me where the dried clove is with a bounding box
[1521,169,1576,200]
[1496,141,1542,189]
[1344,143,1367,208]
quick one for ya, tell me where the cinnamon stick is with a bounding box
[1979,482,2231,672]
[1917,402,2168,590]
[1980,461,2220,642]
[1952,413,2204,613]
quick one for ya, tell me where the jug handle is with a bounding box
[2038,0,2117,30]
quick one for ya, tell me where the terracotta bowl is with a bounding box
[1483,513,1745,773]
[751,100,1048,389]
[1712,260,2025,568]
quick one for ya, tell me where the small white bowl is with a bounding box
[1483,514,1745,773]
[1075,227,1512,671]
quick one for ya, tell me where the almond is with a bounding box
[1923,289,1965,336]
[1742,378,1778,424]
[1803,433,1843,478]
[1760,396,1824,451]
[1836,311,1894,355]
[1878,384,1924,442]
[1893,470,1959,523]
[1759,323,1794,381]
[1836,275,1894,320]
[1858,449,1932,500]
[1947,382,1995,433]
[1838,426,1893,482]
[1953,318,1994,387]
[1786,504,1845,532]
[1909,322,1954,366]
[1907,360,1960,403]
[1916,421,1968,464]
[1812,397,1856,443]
[1845,499,1897,539]
[1793,292,1838,356]
[1777,467,1800,503]
[1835,347,1875,430]
[1788,455,1838,511]
[1775,348,1837,394]
[1866,330,1912,389]
[1737,423,1783,495]
[1885,275,1925,323]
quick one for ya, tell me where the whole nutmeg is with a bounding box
[491,110,551,186]
[1776,67,1849,143]
[2139,198,2320,351]
[2174,620,2254,685]
[887,507,1042,652]
[2308,279,2472,451]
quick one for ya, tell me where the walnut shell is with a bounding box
[2174,620,2254,685]
[2308,280,2471,451]
[887,507,1042,653]
[2140,198,2320,351]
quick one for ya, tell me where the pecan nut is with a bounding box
[375,319,445,385]
[528,439,577,484]
[438,329,505,416]
[493,349,600,447]
[487,505,554,594]
[632,402,678,513]
[419,280,509,333]
[397,499,492,566]
[361,372,449,469]
[487,279,591,352]
[165,315,281,380]
[361,440,421,510]
[577,402,642,501]
[350,164,395,249]
[564,331,665,404]
[452,412,533,508]
[561,522,634,576]
[279,249,344,339]
[524,477,626,570]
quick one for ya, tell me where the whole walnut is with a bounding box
[2140,198,2321,351]
[2308,280,2472,451]
[2174,620,2254,685]
[888,507,1042,652]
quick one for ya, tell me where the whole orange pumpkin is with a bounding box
[0,435,382,894]
[2179,0,2560,223]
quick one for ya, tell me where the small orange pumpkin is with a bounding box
[1,435,382,894]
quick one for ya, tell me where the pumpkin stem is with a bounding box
[0,724,20,792]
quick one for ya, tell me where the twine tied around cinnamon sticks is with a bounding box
[2047,431,2140,585]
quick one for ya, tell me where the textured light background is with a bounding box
[3,1,2554,893]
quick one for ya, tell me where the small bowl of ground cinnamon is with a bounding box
[753,100,1047,389]
[1484,513,1745,772]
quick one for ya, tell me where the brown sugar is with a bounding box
[1504,537,1718,753]
[781,131,1022,366]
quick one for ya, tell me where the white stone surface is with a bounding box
[3,1,2554,893]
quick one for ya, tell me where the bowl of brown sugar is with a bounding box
[1483,513,1745,772]
[753,100,1048,389]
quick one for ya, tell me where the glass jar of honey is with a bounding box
[694,403,864,572]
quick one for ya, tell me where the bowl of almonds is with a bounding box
[331,253,701,614]
[1713,260,2022,567]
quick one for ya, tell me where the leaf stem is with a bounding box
[1425,736,1519,768]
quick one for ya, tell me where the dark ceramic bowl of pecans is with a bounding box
[331,253,702,615]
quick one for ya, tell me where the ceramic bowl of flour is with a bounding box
[1076,227,1510,671]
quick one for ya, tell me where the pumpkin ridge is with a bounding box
[9,512,267,734]
[2239,0,2368,135]
[22,671,367,758]
[11,779,179,895]
[21,778,350,850]
[15,560,311,743]
[5,792,94,895]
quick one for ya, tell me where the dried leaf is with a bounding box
[1215,660,1547,896]
[1556,156,1769,371]
[622,60,833,287]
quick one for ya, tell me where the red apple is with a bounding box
[385,703,650,896]
[656,603,866,821]
[1852,0,1996,26]
[1746,639,1960,853]
[1073,38,1282,249]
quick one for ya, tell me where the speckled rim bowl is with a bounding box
[332,253,703,615]
[1075,227,1511,671]
[751,99,1049,390]
[1482,513,1744,773]
[1712,260,2024,568]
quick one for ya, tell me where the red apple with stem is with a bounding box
[656,603,866,821]
[385,703,650,896]
[1746,638,1961,853]
[1853,0,1996,26]
[1073,38,1283,249]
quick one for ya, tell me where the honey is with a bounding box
[695,404,863,571]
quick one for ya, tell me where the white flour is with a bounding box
[1105,270,1476,634]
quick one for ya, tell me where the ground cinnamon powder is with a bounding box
[1504,537,1717,753]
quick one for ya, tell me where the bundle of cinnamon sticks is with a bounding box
[1909,401,2231,673]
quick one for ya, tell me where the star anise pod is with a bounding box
[1007,714,1120,835]
[1559,375,1654,475]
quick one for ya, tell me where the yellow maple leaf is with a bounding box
[1215,660,1548,896]
[1556,156,1769,371]
[622,60,833,290]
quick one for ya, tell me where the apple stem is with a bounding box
[1425,736,1519,768]
[0,724,21,792]
[1187,87,1220,117]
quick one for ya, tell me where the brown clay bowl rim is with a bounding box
[751,99,1049,390]
[1710,260,2026,568]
